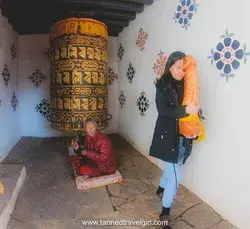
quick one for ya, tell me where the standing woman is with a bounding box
[149,51,199,227]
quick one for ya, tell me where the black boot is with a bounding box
[156,186,164,198]
[159,207,171,228]
[160,206,170,216]
[163,226,172,229]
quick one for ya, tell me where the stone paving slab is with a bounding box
[169,200,189,219]
[11,186,44,222]
[209,220,237,229]
[40,188,77,221]
[116,178,148,199]
[129,155,154,169]
[110,196,127,207]
[12,185,114,222]
[171,220,193,229]
[1,177,20,190]
[175,184,202,208]
[119,166,162,180]
[37,221,59,229]
[182,203,222,229]
[0,203,6,216]
[7,219,37,229]
[5,136,238,229]
[0,164,26,229]
[3,137,43,167]
[1,173,21,179]
[26,167,74,189]
[0,164,24,174]
[0,188,12,204]
[117,155,137,170]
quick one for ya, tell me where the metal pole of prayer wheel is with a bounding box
[48,18,112,132]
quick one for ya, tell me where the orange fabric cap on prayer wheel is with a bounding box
[179,55,205,140]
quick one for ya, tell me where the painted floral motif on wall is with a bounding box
[10,42,18,61]
[208,29,250,81]
[28,68,47,88]
[153,50,167,77]
[108,67,118,85]
[118,43,125,60]
[136,28,148,51]
[11,92,18,111]
[35,98,51,120]
[119,91,126,108]
[126,62,136,83]
[173,0,198,30]
[137,91,150,116]
[1,64,11,87]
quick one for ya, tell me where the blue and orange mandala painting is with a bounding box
[208,29,250,81]
[173,0,198,30]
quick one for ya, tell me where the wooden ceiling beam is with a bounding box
[11,18,124,32]
[0,0,153,36]
[10,17,123,36]
[67,10,136,20]
[6,11,129,30]
[2,4,136,21]
[59,0,144,13]
[120,0,154,5]
[2,0,144,13]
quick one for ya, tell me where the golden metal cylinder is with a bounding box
[49,18,109,132]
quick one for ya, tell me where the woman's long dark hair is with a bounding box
[155,51,186,87]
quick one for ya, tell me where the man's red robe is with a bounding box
[72,130,117,177]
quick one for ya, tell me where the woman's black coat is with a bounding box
[149,79,189,163]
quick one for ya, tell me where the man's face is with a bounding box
[85,121,97,137]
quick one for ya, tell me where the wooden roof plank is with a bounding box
[120,0,154,5]
[0,0,154,36]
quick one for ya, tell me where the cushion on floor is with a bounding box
[71,162,124,190]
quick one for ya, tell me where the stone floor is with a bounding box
[2,134,237,229]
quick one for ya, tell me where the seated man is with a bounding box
[71,117,117,178]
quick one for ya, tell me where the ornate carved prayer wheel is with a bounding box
[49,18,110,132]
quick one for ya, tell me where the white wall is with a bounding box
[117,0,250,228]
[18,35,118,137]
[106,37,119,134]
[18,34,59,137]
[0,11,21,162]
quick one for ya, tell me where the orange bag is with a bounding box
[0,180,4,194]
[179,55,205,141]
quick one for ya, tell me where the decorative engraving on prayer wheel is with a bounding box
[49,18,111,132]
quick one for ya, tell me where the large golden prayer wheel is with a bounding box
[49,18,110,132]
